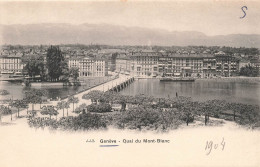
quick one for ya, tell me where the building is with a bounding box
[115,58,131,73]
[68,57,81,69]
[68,57,108,77]
[130,51,240,78]
[130,51,160,77]
[215,51,240,77]
[0,55,24,75]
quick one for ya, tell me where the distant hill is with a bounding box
[0,23,260,47]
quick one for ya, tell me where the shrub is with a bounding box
[87,103,112,113]
[27,117,58,129]
[74,103,87,114]
[0,105,12,115]
[70,113,107,130]
[27,113,107,131]
[116,106,181,131]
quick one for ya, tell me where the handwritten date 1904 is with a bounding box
[205,137,225,155]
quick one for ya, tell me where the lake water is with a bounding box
[120,79,260,105]
[0,77,109,101]
[0,81,82,101]
[1,78,260,105]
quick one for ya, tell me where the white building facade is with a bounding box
[130,52,239,78]
[68,57,108,77]
[0,56,24,74]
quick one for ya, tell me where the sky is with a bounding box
[0,0,260,36]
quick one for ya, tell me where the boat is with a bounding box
[160,77,195,82]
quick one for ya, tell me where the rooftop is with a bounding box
[131,52,215,58]
[0,54,23,58]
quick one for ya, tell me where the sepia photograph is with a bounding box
[0,0,260,167]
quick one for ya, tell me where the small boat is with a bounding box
[160,77,195,82]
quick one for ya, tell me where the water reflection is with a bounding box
[1,79,259,105]
[120,79,260,105]
[0,81,83,101]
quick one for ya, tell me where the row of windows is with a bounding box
[0,64,23,69]
[0,58,20,63]
[80,72,105,76]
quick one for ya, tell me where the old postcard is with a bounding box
[0,0,260,167]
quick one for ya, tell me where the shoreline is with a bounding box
[134,76,260,83]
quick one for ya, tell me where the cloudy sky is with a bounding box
[0,0,259,36]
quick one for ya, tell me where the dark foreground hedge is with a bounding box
[27,107,182,132]
[115,107,182,131]
[28,112,107,131]
[87,103,112,113]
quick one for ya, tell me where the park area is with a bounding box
[1,88,260,132]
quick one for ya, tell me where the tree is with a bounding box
[87,103,112,113]
[102,91,118,104]
[68,96,79,112]
[24,89,46,114]
[0,105,12,121]
[201,102,211,125]
[22,55,45,80]
[69,67,79,83]
[82,90,103,104]
[46,46,67,81]
[64,101,70,117]
[116,106,161,130]
[113,94,127,112]
[10,100,28,118]
[60,60,70,83]
[110,53,118,72]
[207,100,226,118]
[239,65,259,77]
[56,101,66,117]
[74,103,87,114]
[227,102,239,121]
[40,105,58,119]
[130,94,154,106]
[174,97,194,126]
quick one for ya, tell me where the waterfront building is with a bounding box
[215,51,240,77]
[68,57,81,68]
[0,55,24,75]
[68,57,108,77]
[130,51,160,77]
[130,51,240,78]
[115,58,131,73]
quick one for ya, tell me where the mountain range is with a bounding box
[0,23,260,48]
